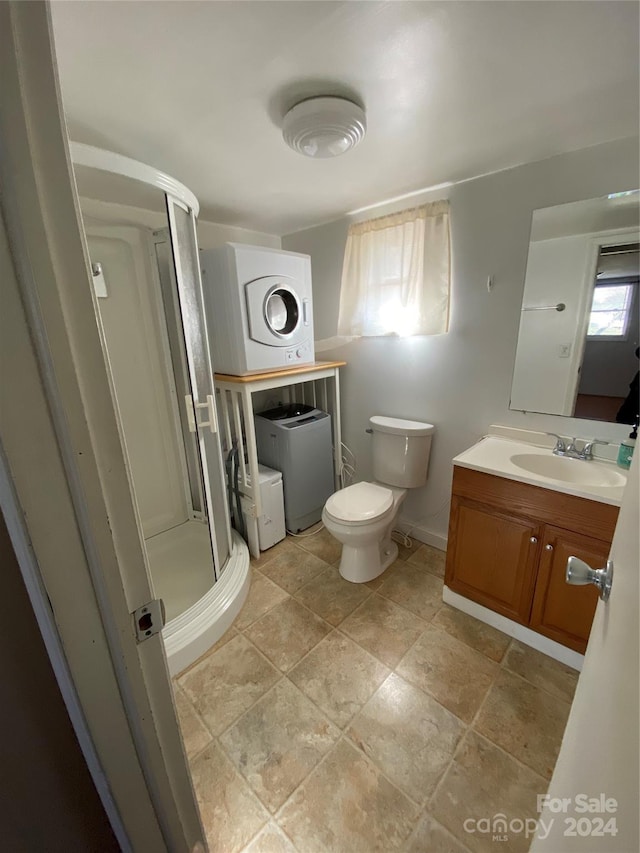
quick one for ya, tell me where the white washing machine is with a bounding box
[200,243,315,375]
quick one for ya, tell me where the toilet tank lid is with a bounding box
[370,416,435,436]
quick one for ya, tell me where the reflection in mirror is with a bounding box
[510,192,639,423]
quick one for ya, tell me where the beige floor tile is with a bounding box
[294,565,371,626]
[173,685,212,760]
[220,679,339,813]
[244,598,330,672]
[235,570,290,631]
[178,633,280,735]
[433,606,511,662]
[174,626,238,678]
[190,741,269,853]
[250,538,301,571]
[474,669,571,779]
[289,631,390,728]
[340,594,426,668]
[430,731,547,853]
[405,813,472,853]
[295,526,343,565]
[377,562,443,621]
[407,543,447,578]
[397,626,498,723]
[395,536,423,563]
[278,739,418,852]
[347,673,465,804]
[503,640,579,702]
[243,822,298,852]
[260,545,329,594]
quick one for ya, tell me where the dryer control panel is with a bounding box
[285,339,313,364]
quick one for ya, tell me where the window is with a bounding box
[587,282,636,338]
[337,201,451,338]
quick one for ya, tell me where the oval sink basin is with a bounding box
[510,453,626,488]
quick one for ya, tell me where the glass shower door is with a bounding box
[165,195,231,575]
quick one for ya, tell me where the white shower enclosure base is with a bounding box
[146,520,215,623]
[162,530,249,676]
[146,521,250,674]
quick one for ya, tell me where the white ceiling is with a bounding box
[51,1,640,236]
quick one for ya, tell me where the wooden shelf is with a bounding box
[214,360,346,384]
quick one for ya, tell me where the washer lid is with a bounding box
[369,416,435,436]
[325,481,393,522]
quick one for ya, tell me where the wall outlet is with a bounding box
[558,343,571,358]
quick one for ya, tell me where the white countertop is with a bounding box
[453,436,628,507]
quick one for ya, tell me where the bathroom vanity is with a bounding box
[445,435,626,657]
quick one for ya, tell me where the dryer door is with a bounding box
[245,276,308,347]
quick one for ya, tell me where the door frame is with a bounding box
[0,3,203,850]
[568,227,640,413]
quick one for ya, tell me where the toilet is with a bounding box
[322,416,435,583]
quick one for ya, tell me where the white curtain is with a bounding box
[337,201,451,338]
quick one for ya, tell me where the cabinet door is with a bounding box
[446,496,541,623]
[530,526,606,654]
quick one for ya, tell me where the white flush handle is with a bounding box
[303,298,310,326]
[566,555,614,602]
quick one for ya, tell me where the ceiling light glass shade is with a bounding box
[282,96,366,158]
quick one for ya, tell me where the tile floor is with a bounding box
[174,531,579,853]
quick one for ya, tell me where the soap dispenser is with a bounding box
[617,418,638,470]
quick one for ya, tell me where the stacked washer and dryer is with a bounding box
[201,244,334,541]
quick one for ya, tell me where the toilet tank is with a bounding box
[370,416,435,488]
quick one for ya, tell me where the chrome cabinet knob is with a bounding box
[530,536,538,544]
[544,544,554,551]
[566,555,614,602]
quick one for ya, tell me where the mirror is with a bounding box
[510,192,639,423]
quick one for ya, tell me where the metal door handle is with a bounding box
[544,544,554,552]
[566,555,614,602]
[530,536,538,544]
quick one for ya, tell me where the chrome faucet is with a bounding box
[546,433,608,461]
[547,433,568,455]
[580,439,609,461]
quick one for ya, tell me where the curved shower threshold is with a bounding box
[163,530,250,676]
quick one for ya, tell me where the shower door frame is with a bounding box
[152,229,208,524]
[165,195,233,575]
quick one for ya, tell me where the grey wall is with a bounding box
[0,512,118,852]
[282,137,640,544]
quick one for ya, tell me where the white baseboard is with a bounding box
[443,586,584,672]
[395,516,447,552]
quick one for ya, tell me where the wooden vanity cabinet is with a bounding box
[530,527,610,653]
[445,466,619,654]
[446,497,541,623]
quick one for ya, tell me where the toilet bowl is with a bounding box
[323,416,435,583]
[322,481,406,583]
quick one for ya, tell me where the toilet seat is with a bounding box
[324,481,393,524]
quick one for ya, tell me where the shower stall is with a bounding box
[71,144,249,675]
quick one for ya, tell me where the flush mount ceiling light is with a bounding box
[282,96,366,159]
